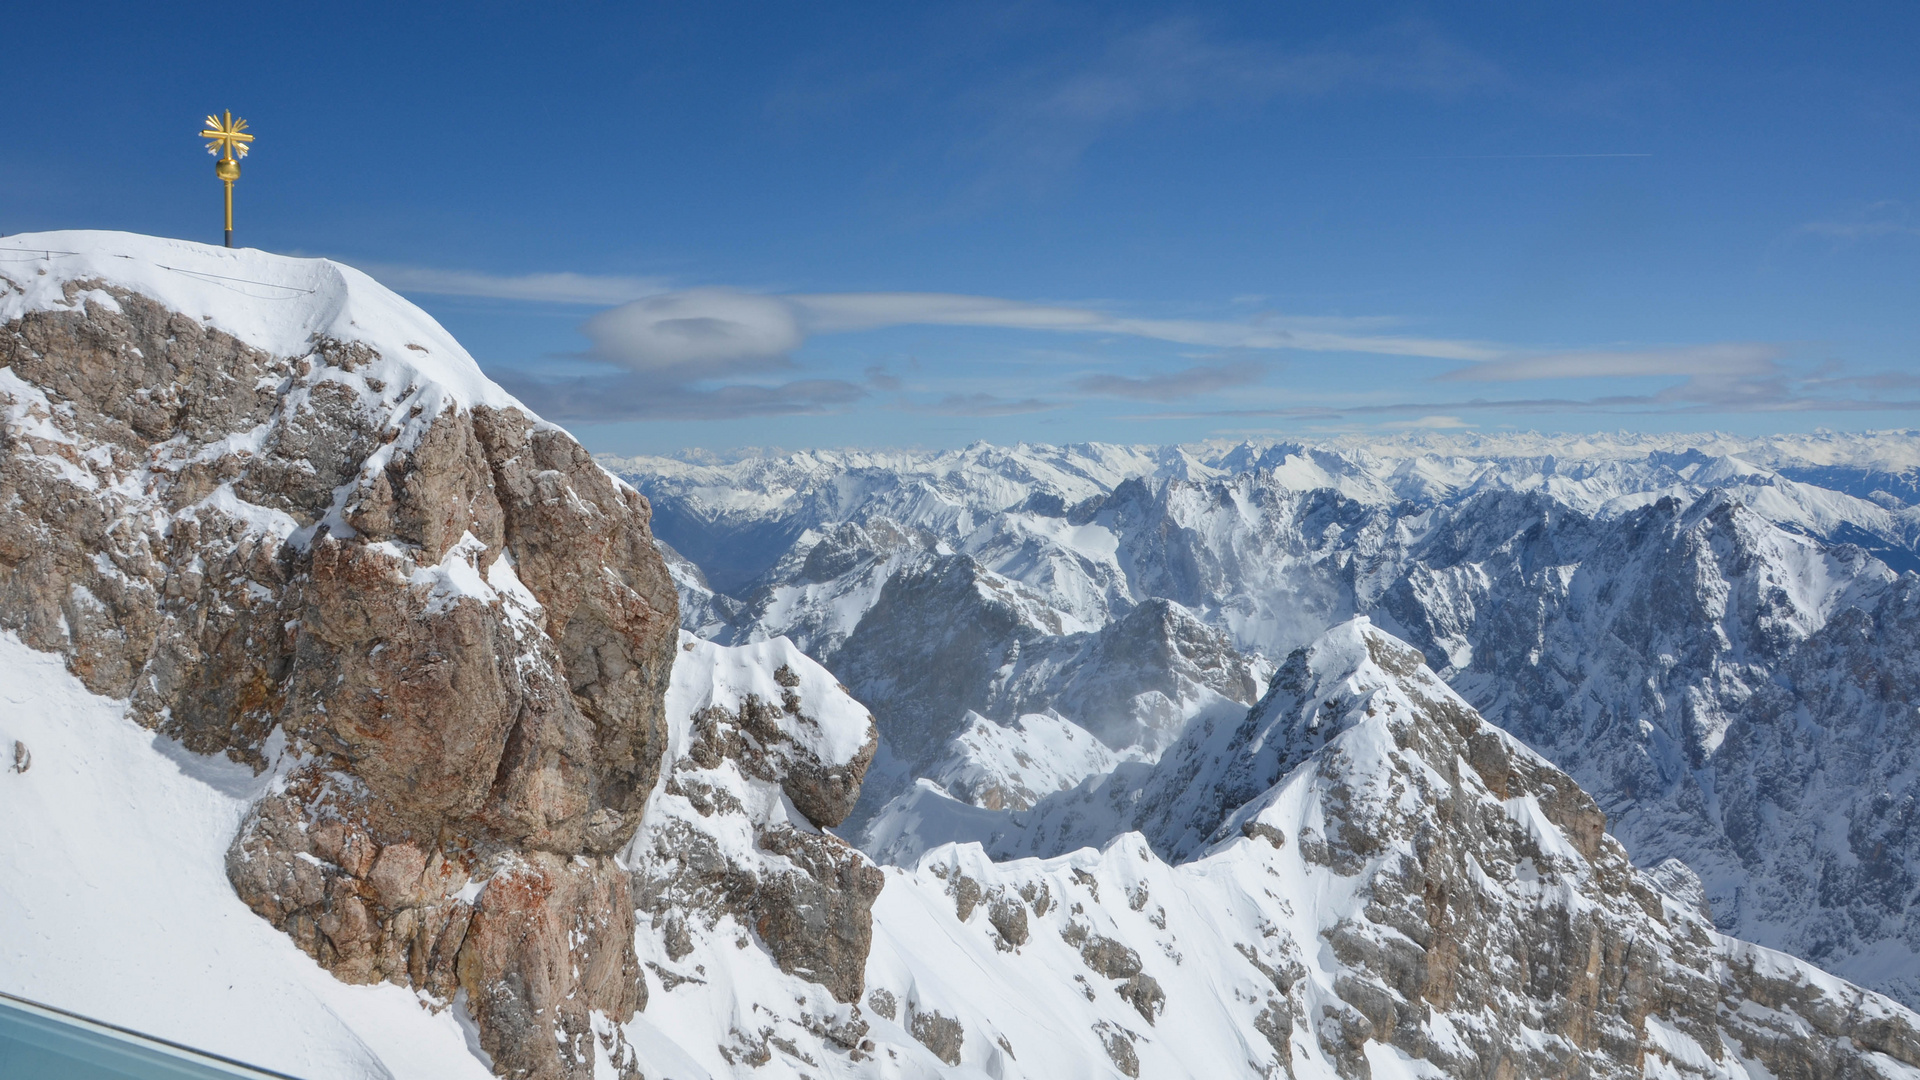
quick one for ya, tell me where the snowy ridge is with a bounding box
[664,632,876,767]
[927,711,1128,811]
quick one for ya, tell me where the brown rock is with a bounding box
[988,896,1029,947]
[1080,935,1143,980]
[1117,974,1164,1025]
[909,1008,965,1066]
[457,854,642,1080]
[750,827,886,1004]
[1099,1026,1139,1078]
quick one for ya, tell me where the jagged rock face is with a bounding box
[2,279,677,1079]
[1252,626,1920,1079]
[1385,491,1920,1002]
[991,596,1261,753]
[834,552,1071,768]
[823,547,1264,834]
[1709,575,1920,999]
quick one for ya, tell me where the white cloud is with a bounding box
[970,18,1505,185]
[581,288,803,374]
[1438,343,1779,382]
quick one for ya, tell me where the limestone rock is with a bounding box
[2,274,676,1080]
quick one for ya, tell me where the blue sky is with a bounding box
[5,2,1918,454]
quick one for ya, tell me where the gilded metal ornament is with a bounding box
[199,111,255,248]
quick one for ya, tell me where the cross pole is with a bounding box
[199,111,255,248]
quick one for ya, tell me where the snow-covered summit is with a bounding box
[2,230,521,413]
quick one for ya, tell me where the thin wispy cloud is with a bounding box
[1125,371,1920,422]
[1805,369,1920,393]
[1022,18,1499,122]
[377,262,1887,427]
[393,265,1502,422]
[578,288,1499,371]
[913,393,1058,417]
[361,264,663,305]
[498,372,865,423]
[367,265,1495,367]
[1438,343,1779,382]
[971,18,1506,185]
[1074,360,1266,400]
[1796,200,1920,244]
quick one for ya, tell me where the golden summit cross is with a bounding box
[199,111,255,248]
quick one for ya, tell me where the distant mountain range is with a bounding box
[611,432,1920,1008]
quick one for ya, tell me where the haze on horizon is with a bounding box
[4,1,1916,454]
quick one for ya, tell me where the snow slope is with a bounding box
[0,632,493,1080]
[11,610,1919,1080]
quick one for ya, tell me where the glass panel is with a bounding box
[0,993,298,1080]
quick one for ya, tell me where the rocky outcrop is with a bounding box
[2,252,683,1079]
[634,641,883,977]
[626,635,886,1060]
